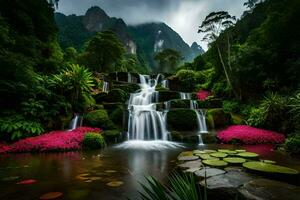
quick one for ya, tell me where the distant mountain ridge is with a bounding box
[54,6,204,69]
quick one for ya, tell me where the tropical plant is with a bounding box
[0,115,44,141]
[138,172,205,200]
[284,134,300,154]
[50,64,94,111]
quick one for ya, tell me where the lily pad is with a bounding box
[178,151,194,157]
[237,152,259,158]
[224,157,246,164]
[218,149,231,153]
[193,150,206,154]
[17,179,37,185]
[243,161,299,175]
[106,181,124,187]
[40,192,63,200]
[105,170,117,173]
[260,160,276,164]
[203,159,228,167]
[236,149,246,152]
[178,156,199,161]
[203,150,217,153]
[210,152,228,158]
[199,154,219,160]
[184,167,201,173]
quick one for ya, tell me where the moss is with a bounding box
[85,109,116,129]
[207,108,232,128]
[210,152,228,158]
[231,113,245,125]
[109,107,124,126]
[113,83,140,94]
[243,161,299,175]
[167,109,198,131]
[82,132,105,150]
[93,92,109,104]
[203,159,228,167]
[169,100,191,109]
[105,89,128,103]
[202,133,217,144]
[224,157,246,164]
[103,130,120,141]
[158,91,180,102]
[237,152,259,158]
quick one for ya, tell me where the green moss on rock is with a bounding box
[85,109,115,129]
[158,91,180,102]
[82,132,105,150]
[167,109,198,131]
[105,89,128,103]
[207,108,232,128]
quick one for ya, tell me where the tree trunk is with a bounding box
[227,34,232,71]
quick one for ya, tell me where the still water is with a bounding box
[0,143,299,200]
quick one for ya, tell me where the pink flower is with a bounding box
[196,90,211,101]
[0,127,101,153]
[217,125,285,144]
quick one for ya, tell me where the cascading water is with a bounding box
[127,74,169,140]
[69,114,83,130]
[102,81,109,93]
[180,92,191,100]
[161,80,169,89]
[189,100,207,145]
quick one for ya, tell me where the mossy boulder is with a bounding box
[113,83,140,94]
[85,109,115,129]
[82,132,105,150]
[167,109,198,131]
[109,106,124,127]
[105,89,128,103]
[158,91,180,102]
[207,108,232,128]
[202,133,217,144]
[203,159,228,167]
[169,99,191,109]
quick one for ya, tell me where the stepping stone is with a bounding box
[178,156,199,161]
[239,178,300,200]
[200,171,254,189]
[194,167,225,178]
[178,160,202,169]
[184,167,202,173]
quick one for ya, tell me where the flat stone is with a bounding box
[200,171,254,189]
[184,167,202,173]
[194,167,225,178]
[178,156,199,161]
[239,178,300,200]
[178,160,202,169]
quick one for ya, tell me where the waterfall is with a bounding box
[128,73,132,83]
[127,74,169,140]
[161,80,169,89]
[69,114,83,130]
[180,92,191,100]
[102,81,109,93]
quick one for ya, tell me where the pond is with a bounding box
[0,143,299,200]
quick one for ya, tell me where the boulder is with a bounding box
[178,160,202,169]
[167,109,198,131]
[239,178,300,200]
[84,109,115,129]
[207,108,232,128]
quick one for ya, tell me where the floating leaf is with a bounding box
[105,170,117,173]
[106,181,124,187]
[243,161,298,175]
[17,179,37,185]
[39,192,62,199]
[224,157,246,164]
[237,152,259,158]
[210,152,228,158]
[203,160,228,167]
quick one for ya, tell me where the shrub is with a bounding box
[110,107,124,126]
[247,108,265,127]
[0,127,100,153]
[175,69,198,92]
[105,89,127,102]
[222,100,240,113]
[82,132,105,150]
[217,125,285,144]
[103,130,120,141]
[0,115,44,141]
[284,134,300,154]
[85,109,115,129]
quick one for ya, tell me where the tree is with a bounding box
[198,11,236,95]
[154,49,182,73]
[80,31,125,73]
[244,0,260,10]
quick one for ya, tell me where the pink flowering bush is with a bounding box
[196,90,211,101]
[0,127,101,153]
[217,125,285,144]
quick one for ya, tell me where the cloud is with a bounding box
[57,0,245,50]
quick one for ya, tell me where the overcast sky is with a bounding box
[57,0,246,50]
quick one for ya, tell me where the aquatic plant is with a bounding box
[0,127,101,153]
[217,125,285,144]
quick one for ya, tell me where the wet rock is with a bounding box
[239,178,300,200]
[178,156,199,161]
[177,160,202,169]
[184,167,201,173]
[194,167,225,178]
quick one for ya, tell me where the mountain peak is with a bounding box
[191,42,204,55]
[83,6,110,32]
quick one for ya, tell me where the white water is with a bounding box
[116,140,183,150]
[128,73,132,83]
[180,92,191,100]
[161,80,169,89]
[127,74,169,140]
[102,81,109,93]
[69,114,83,130]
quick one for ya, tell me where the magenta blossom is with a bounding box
[217,125,285,144]
[0,127,101,153]
[196,90,211,101]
